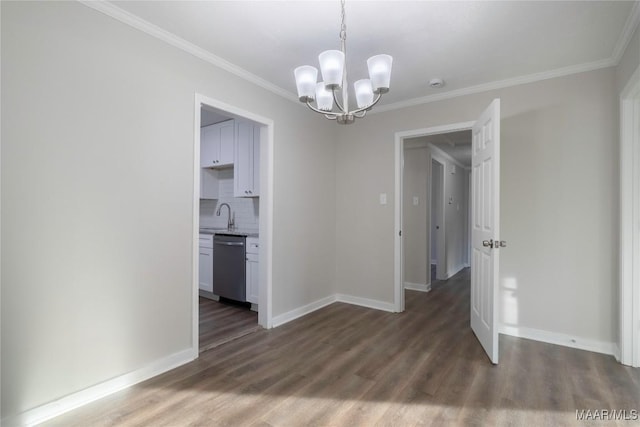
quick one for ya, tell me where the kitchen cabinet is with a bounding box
[234,121,260,197]
[201,120,234,168]
[245,237,259,304]
[199,234,214,293]
[200,168,219,199]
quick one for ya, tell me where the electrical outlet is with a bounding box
[380,193,387,205]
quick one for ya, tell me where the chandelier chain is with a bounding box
[339,0,347,41]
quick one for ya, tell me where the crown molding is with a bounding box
[612,0,640,64]
[373,57,616,114]
[79,0,636,117]
[78,0,298,103]
[428,143,470,171]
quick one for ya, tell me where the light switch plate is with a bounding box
[380,193,387,205]
[413,196,419,206]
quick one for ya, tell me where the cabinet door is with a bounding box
[246,253,259,304]
[200,168,219,199]
[234,121,254,197]
[200,126,217,167]
[199,247,214,292]
[218,120,235,166]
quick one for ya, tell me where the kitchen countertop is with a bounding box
[199,228,259,238]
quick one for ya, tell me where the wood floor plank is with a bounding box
[45,269,640,427]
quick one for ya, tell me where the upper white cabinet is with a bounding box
[200,168,219,199]
[234,121,260,197]
[201,120,234,168]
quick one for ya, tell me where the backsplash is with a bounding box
[200,168,259,230]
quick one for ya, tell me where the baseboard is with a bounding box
[335,294,396,312]
[445,264,466,280]
[271,294,337,327]
[5,348,195,427]
[613,343,621,362]
[500,324,615,356]
[404,282,432,293]
[199,290,219,301]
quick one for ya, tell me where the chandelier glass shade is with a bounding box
[293,0,392,125]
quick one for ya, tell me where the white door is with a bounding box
[471,99,501,364]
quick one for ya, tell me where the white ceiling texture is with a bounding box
[106,0,638,112]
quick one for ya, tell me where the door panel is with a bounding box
[471,99,501,364]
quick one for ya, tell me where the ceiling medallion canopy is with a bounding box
[293,0,393,125]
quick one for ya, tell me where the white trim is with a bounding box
[500,325,616,357]
[404,282,431,293]
[619,64,640,367]
[270,293,397,328]
[375,59,616,115]
[444,264,467,281]
[395,121,475,314]
[335,294,397,313]
[193,94,275,343]
[614,343,621,362]
[78,1,636,121]
[271,295,337,328]
[5,349,194,427]
[192,97,202,359]
[79,1,296,103]
[394,132,404,313]
[428,143,470,171]
[611,1,640,64]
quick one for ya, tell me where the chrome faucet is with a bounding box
[216,203,234,230]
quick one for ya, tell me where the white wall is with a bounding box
[336,67,618,346]
[1,1,337,420]
[402,147,430,286]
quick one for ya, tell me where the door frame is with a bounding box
[192,93,274,358]
[619,65,640,367]
[394,121,475,312]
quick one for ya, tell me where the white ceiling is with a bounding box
[108,1,638,110]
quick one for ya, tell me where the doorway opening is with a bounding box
[192,94,274,357]
[402,131,471,295]
[394,99,502,364]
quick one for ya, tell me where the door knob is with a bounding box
[482,239,494,248]
[497,241,507,248]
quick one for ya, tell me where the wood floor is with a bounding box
[199,297,259,353]
[47,269,640,426]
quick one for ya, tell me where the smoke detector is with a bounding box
[429,78,445,88]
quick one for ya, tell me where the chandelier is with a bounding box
[293,0,393,125]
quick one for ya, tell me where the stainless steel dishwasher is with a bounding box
[212,234,246,302]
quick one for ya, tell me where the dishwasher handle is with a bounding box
[215,241,245,247]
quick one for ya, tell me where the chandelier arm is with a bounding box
[324,115,338,120]
[332,88,346,113]
[348,92,383,116]
[305,99,340,117]
[354,110,367,118]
